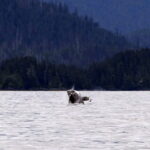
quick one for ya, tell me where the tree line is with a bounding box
[0,49,149,90]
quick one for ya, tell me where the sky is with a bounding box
[45,0,150,34]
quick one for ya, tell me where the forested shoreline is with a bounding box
[0,49,149,91]
[0,0,149,91]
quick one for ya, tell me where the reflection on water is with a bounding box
[0,91,150,150]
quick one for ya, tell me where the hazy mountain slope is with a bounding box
[46,0,150,34]
[0,0,130,66]
[127,29,150,48]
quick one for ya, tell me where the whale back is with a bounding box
[67,89,82,104]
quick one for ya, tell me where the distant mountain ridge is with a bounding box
[0,0,130,66]
[46,0,150,34]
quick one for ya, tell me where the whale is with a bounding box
[67,89,91,104]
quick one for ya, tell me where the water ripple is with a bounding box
[0,91,150,150]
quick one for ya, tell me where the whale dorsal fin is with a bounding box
[71,85,75,90]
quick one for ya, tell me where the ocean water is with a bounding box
[0,91,150,150]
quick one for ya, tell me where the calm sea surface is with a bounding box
[0,91,150,150]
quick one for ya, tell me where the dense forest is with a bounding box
[89,49,150,90]
[0,56,89,90]
[0,0,130,66]
[0,49,149,90]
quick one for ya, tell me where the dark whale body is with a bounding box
[67,90,91,104]
[70,95,76,103]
